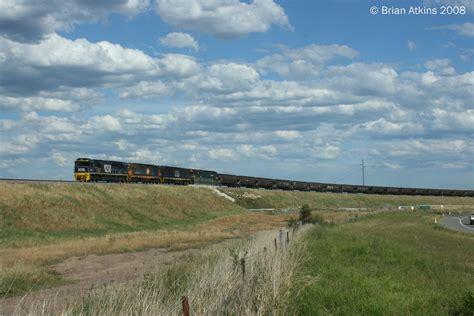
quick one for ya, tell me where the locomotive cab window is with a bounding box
[75,161,91,167]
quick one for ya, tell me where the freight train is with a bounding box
[74,158,474,197]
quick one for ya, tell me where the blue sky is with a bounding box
[0,0,473,189]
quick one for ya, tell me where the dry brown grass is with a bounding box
[58,226,313,316]
[1,211,295,301]
[199,212,292,232]
[1,229,233,269]
[1,213,292,270]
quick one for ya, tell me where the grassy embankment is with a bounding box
[1,183,244,246]
[288,211,474,315]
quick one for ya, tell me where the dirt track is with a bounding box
[1,247,201,315]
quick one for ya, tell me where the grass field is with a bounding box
[287,211,474,315]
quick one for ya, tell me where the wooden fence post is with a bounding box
[241,258,246,280]
[274,238,277,251]
[286,231,290,244]
[181,296,190,316]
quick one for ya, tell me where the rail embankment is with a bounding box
[1,182,244,247]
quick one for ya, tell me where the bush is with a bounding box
[287,217,298,229]
[300,204,312,224]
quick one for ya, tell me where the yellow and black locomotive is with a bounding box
[74,158,217,185]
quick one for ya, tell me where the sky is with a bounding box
[0,0,473,189]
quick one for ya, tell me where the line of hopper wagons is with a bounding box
[74,158,473,197]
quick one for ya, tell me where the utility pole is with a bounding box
[361,159,365,186]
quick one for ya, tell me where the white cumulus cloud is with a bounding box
[209,148,236,160]
[159,32,200,50]
[0,0,150,42]
[431,22,474,37]
[155,0,291,38]
[0,34,201,96]
[257,44,358,78]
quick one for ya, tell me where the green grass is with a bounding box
[288,211,474,315]
[0,183,244,247]
[220,188,474,211]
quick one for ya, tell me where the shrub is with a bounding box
[287,217,298,229]
[300,204,312,224]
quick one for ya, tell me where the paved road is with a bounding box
[441,214,474,234]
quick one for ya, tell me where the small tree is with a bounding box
[300,204,312,224]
